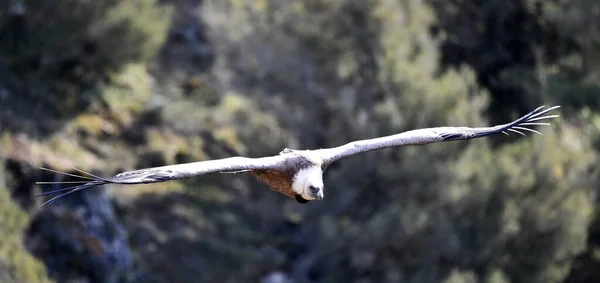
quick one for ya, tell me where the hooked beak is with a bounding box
[313,190,324,200]
[308,185,324,200]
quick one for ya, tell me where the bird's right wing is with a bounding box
[316,105,561,167]
[36,155,291,207]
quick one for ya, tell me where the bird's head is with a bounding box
[291,166,324,203]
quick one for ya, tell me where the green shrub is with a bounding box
[0,174,53,283]
[0,0,172,117]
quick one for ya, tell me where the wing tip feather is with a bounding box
[36,167,108,208]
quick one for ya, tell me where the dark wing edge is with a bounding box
[440,105,561,140]
[35,155,289,208]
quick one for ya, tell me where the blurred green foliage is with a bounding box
[428,0,600,120]
[1,0,599,282]
[0,172,53,283]
[0,0,172,129]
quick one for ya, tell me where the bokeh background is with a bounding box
[0,0,599,282]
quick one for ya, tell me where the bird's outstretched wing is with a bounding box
[36,155,290,207]
[316,105,561,167]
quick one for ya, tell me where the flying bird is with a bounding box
[36,105,561,207]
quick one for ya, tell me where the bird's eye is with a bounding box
[309,185,319,193]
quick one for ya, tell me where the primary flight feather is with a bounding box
[36,105,561,207]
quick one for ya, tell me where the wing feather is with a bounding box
[36,155,290,207]
[317,105,560,167]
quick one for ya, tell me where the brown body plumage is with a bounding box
[250,169,295,199]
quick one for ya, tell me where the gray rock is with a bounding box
[26,182,133,283]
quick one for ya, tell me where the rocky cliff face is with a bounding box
[26,187,132,282]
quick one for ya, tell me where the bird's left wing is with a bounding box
[36,155,291,207]
[316,105,561,167]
